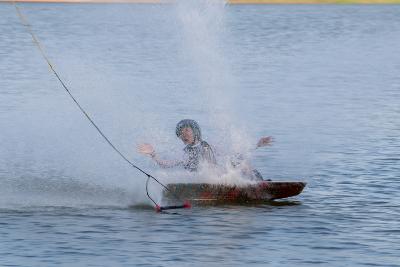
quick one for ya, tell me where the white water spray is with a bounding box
[175,0,253,158]
[1,1,259,209]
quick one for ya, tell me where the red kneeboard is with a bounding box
[163,181,306,205]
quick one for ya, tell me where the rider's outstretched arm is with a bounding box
[149,152,183,168]
[138,143,181,168]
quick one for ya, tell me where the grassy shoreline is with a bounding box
[2,0,400,4]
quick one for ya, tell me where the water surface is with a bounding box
[1,3,399,266]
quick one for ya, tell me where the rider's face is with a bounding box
[180,127,195,145]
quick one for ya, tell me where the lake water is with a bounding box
[1,2,399,266]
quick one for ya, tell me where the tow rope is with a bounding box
[13,2,191,212]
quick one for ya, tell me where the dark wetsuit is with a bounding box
[182,141,217,172]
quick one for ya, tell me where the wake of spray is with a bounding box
[1,1,255,209]
[175,0,253,158]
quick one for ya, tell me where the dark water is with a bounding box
[1,2,399,266]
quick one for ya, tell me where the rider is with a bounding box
[138,119,217,172]
[138,119,272,180]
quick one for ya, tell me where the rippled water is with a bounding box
[1,2,399,266]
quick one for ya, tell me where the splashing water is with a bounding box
[175,0,254,157]
[1,1,257,209]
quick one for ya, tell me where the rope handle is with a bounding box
[146,175,191,212]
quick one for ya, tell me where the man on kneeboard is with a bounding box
[137,119,273,180]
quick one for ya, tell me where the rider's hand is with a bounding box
[137,143,155,156]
